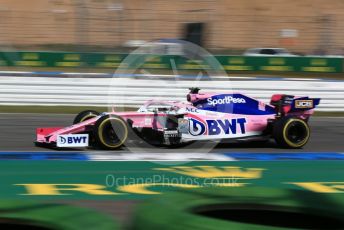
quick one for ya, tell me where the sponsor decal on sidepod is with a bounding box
[189,118,206,136]
[207,96,246,106]
[189,118,246,136]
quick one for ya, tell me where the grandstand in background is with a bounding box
[0,0,343,54]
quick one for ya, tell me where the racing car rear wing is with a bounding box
[270,94,320,116]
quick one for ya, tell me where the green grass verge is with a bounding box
[0,105,343,116]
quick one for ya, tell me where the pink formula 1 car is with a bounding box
[35,88,320,150]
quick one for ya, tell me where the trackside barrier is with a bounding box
[0,76,343,111]
[0,51,342,73]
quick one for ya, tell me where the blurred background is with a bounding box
[0,2,343,229]
[0,0,343,55]
[0,0,343,113]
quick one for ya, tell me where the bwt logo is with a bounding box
[59,136,87,144]
[189,118,247,136]
[57,134,89,147]
[207,96,246,106]
[207,118,246,135]
[189,118,206,136]
[59,136,67,144]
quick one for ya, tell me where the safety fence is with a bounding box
[0,76,342,111]
[0,51,342,73]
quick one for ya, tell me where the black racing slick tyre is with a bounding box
[273,117,310,148]
[94,115,129,150]
[73,110,100,124]
[131,187,344,230]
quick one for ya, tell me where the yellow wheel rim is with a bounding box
[282,118,310,148]
[98,117,128,148]
[80,114,97,122]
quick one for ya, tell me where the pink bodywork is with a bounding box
[36,112,168,143]
[36,92,317,145]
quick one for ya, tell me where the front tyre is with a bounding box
[94,115,129,150]
[73,110,100,124]
[273,117,310,148]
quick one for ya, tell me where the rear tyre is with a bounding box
[73,110,100,124]
[273,117,310,148]
[94,115,129,150]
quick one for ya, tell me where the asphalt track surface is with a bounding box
[0,113,343,153]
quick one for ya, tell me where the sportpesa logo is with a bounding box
[207,96,246,106]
